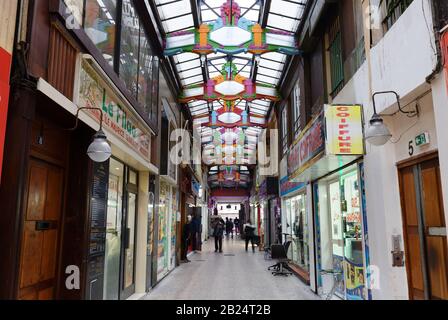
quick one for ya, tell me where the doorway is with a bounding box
[104,158,138,300]
[18,158,64,300]
[398,153,448,300]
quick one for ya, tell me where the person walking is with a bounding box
[244,219,256,252]
[229,218,234,239]
[191,214,201,252]
[213,217,225,253]
[234,217,240,235]
[225,217,230,237]
[181,215,193,262]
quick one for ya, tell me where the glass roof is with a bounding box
[154,0,309,188]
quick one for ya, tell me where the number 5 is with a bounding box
[408,141,414,156]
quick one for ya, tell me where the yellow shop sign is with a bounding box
[325,105,364,155]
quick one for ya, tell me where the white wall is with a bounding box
[330,0,443,299]
[430,72,448,243]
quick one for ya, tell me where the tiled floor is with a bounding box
[143,237,320,300]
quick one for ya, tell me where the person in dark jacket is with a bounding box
[191,214,202,252]
[234,218,240,235]
[244,219,256,252]
[213,217,225,253]
[181,215,193,262]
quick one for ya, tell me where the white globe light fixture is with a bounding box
[87,129,112,163]
[365,113,392,146]
[366,91,418,146]
[72,107,112,163]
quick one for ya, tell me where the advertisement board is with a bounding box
[287,112,325,179]
[325,105,364,155]
[78,60,152,162]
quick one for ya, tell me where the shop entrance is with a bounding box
[315,163,366,300]
[18,158,64,300]
[398,154,448,300]
[104,158,138,300]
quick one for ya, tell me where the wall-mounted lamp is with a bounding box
[39,107,112,163]
[365,91,419,146]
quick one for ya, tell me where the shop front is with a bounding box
[156,179,178,281]
[258,177,280,249]
[287,104,370,300]
[77,58,157,300]
[279,154,311,282]
[313,161,368,300]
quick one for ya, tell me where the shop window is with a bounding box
[69,0,159,125]
[382,0,414,32]
[64,0,84,27]
[315,165,367,300]
[327,17,344,98]
[291,82,302,138]
[119,0,140,98]
[150,57,160,122]
[283,194,309,271]
[281,104,288,156]
[84,0,117,67]
[138,31,154,118]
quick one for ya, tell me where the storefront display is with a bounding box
[283,193,309,272]
[104,157,138,300]
[314,164,367,300]
[157,181,177,281]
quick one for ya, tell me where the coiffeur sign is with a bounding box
[0,47,12,182]
[78,60,151,162]
[325,105,364,155]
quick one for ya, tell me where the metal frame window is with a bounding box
[327,16,344,98]
[292,81,301,137]
[64,0,160,123]
[281,104,288,156]
[382,0,414,32]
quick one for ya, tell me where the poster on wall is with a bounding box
[344,260,366,300]
[157,183,169,279]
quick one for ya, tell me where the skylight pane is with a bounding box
[163,15,194,33]
[158,0,191,20]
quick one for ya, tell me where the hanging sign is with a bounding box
[78,60,151,162]
[325,105,364,155]
[287,112,325,178]
[0,47,12,182]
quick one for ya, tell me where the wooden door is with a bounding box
[399,156,448,300]
[18,159,64,300]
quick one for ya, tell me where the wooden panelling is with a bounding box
[28,0,51,78]
[26,164,47,221]
[421,160,445,227]
[19,221,43,288]
[47,25,78,100]
[399,156,448,300]
[19,158,64,300]
[45,168,63,221]
[426,237,448,299]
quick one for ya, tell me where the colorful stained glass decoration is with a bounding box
[164,0,301,57]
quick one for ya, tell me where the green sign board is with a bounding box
[415,132,429,147]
